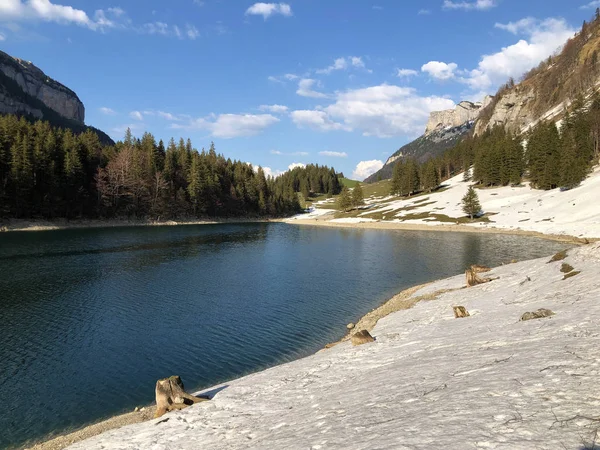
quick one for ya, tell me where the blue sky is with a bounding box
[0,0,594,179]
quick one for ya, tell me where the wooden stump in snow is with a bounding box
[471,264,491,273]
[453,306,470,318]
[520,308,555,321]
[351,330,375,346]
[466,268,492,287]
[154,375,209,418]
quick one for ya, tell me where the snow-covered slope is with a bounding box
[341,167,600,239]
[69,243,600,449]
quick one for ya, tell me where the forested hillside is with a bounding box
[387,12,600,198]
[389,95,599,197]
[0,115,341,220]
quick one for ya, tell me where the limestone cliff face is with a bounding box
[0,50,85,123]
[473,88,538,136]
[425,97,493,135]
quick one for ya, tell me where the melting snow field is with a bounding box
[70,243,600,450]
[364,167,600,238]
[288,167,600,239]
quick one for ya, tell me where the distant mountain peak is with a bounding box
[425,96,493,135]
[0,49,85,123]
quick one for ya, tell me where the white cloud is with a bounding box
[245,3,292,19]
[107,7,124,17]
[291,110,350,132]
[141,21,169,35]
[463,17,576,90]
[316,57,348,75]
[270,149,309,156]
[251,164,283,178]
[288,162,306,170]
[352,160,384,181]
[99,107,116,115]
[174,24,182,38]
[129,111,144,121]
[186,24,199,39]
[0,32,5,40]
[494,17,537,34]
[443,0,498,11]
[157,111,182,121]
[397,68,418,77]
[259,104,289,114]
[268,73,299,84]
[0,1,135,31]
[351,56,365,68]
[322,84,456,137]
[316,56,369,75]
[296,78,328,98]
[173,113,280,139]
[418,9,431,15]
[261,167,283,178]
[319,151,348,158]
[581,1,600,9]
[0,0,93,27]
[421,61,458,80]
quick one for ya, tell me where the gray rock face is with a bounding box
[425,97,492,135]
[0,50,85,123]
[0,90,43,120]
[474,89,536,136]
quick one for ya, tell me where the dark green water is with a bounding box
[0,223,571,448]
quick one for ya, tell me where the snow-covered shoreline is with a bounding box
[0,218,284,233]
[287,167,600,241]
[51,242,600,450]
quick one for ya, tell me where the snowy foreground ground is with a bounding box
[291,167,600,239]
[71,243,600,449]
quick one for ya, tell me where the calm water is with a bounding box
[0,223,571,448]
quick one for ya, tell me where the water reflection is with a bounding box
[0,223,571,448]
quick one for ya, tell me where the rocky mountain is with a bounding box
[475,16,600,136]
[0,50,113,144]
[365,98,491,183]
[368,13,600,184]
[0,50,84,123]
[425,98,492,134]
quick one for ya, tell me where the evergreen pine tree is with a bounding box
[390,160,405,195]
[351,183,365,207]
[462,186,482,220]
[401,158,420,196]
[422,160,439,192]
[338,186,352,212]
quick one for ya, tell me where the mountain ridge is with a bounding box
[0,50,85,123]
[0,50,113,145]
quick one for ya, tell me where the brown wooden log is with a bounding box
[453,306,470,318]
[351,330,375,346]
[154,375,209,418]
[466,268,492,287]
[471,264,491,273]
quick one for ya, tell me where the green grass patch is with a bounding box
[362,179,392,198]
[412,197,431,204]
[400,201,437,212]
[339,178,359,188]
[563,271,581,280]
[397,212,491,224]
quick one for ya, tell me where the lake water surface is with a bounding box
[0,223,571,448]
